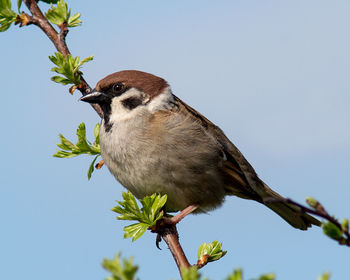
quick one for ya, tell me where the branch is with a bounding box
[23,0,103,117]
[157,224,191,272]
[156,225,225,274]
[23,0,67,54]
[154,222,223,278]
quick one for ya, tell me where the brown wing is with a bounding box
[172,95,262,201]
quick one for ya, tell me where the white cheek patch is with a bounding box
[109,88,147,123]
[147,87,175,112]
[107,87,175,124]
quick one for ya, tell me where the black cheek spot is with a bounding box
[121,97,144,110]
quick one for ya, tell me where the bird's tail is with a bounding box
[261,183,321,230]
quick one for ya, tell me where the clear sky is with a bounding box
[1,1,349,279]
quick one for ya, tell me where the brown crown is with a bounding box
[96,70,169,99]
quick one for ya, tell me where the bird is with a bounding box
[80,70,320,230]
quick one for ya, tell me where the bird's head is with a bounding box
[80,70,172,126]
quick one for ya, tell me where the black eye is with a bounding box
[112,83,126,95]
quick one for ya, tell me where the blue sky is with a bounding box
[1,1,349,279]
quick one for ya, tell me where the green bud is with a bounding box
[341,219,349,233]
[197,241,227,263]
[306,197,318,208]
[322,222,343,240]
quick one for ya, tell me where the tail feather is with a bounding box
[262,184,321,230]
[265,200,321,230]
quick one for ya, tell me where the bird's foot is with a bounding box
[150,204,198,249]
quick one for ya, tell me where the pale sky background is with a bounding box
[1,1,349,279]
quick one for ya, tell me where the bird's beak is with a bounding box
[79,89,109,104]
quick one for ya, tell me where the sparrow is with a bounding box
[80,70,320,230]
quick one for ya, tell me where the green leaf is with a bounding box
[51,76,71,85]
[45,0,81,27]
[56,143,69,150]
[17,0,22,11]
[49,53,93,86]
[322,222,343,240]
[88,155,99,180]
[112,192,167,241]
[226,269,243,280]
[112,206,140,222]
[123,192,140,210]
[45,0,67,25]
[0,0,17,32]
[58,134,75,150]
[141,193,167,224]
[181,267,202,280]
[113,192,142,221]
[76,122,92,152]
[123,223,149,242]
[197,240,227,263]
[102,253,138,280]
[0,0,14,12]
[94,123,100,145]
[0,19,14,31]
[79,55,94,66]
[54,123,101,178]
[67,12,81,27]
[53,150,78,158]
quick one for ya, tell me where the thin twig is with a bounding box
[23,0,67,54]
[23,0,103,117]
[58,22,69,42]
[196,254,209,269]
[151,205,202,276]
[95,159,104,169]
[156,224,191,277]
[14,12,33,27]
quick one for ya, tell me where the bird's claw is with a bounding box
[156,233,162,250]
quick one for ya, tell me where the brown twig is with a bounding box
[154,223,191,277]
[95,159,105,169]
[23,0,103,117]
[151,205,208,278]
[58,22,69,41]
[196,254,209,269]
[14,12,33,27]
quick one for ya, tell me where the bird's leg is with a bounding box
[163,204,199,225]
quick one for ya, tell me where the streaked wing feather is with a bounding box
[172,95,261,200]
